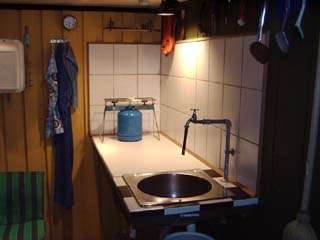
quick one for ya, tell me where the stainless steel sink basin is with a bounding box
[123,170,233,207]
[137,173,212,198]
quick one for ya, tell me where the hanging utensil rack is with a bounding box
[49,38,69,44]
[100,97,160,141]
[104,18,161,32]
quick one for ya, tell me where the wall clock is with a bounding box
[63,15,77,30]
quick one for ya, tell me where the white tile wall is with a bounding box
[141,105,160,132]
[138,45,160,74]
[224,37,243,86]
[89,43,161,136]
[242,35,265,90]
[206,126,221,168]
[181,78,196,113]
[195,80,209,118]
[222,85,241,135]
[196,41,210,81]
[195,80,209,159]
[114,75,138,98]
[209,38,225,83]
[160,35,265,193]
[89,44,114,75]
[175,111,185,145]
[114,44,138,74]
[138,75,160,100]
[220,132,240,180]
[160,75,169,106]
[208,82,223,119]
[90,106,115,135]
[160,105,168,134]
[239,89,262,144]
[161,52,173,75]
[89,75,113,106]
[174,42,197,78]
[238,139,259,192]
[166,76,178,109]
[87,36,266,193]
[166,107,177,140]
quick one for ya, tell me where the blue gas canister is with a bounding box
[117,106,142,142]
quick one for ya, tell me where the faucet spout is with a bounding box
[181,110,235,182]
[182,119,191,155]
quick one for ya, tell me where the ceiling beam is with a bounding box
[0,3,158,13]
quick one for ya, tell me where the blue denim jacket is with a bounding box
[62,44,78,108]
[45,49,64,138]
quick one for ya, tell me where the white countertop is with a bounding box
[92,134,210,177]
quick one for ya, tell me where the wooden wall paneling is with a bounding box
[20,10,52,240]
[122,12,139,43]
[40,10,62,196]
[103,12,122,43]
[63,10,101,240]
[41,10,63,240]
[62,11,83,240]
[0,10,27,171]
[62,10,85,194]
[20,10,47,171]
[83,12,103,43]
[140,13,161,43]
[83,11,105,240]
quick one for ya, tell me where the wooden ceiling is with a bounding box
[0,0,163,7]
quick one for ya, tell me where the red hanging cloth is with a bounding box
[161,16,176,56]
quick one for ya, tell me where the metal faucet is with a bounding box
[182,109,235,181]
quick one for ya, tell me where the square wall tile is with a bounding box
[196,40,210,81]
[89,44,114,75]
[181,78,196,113]
[209,38,225,83]
[220,132,240,181]
[224,37,243,86]
[207,126,221,168]
[114,44,137,74]
[196,80,209,118]
[138,75,160,101]
[160,75,169,106]
[161,51,173,75]
[222,86,241,135]
[141,104,160,133]
[242,35,264,90]
[90,106,115,135]
[239,89,262,144]
[166,76,178,109]
[89,75,113,106]
[167,107,177,140]
[160,105,168,133]
[114,75,138,98]
[175,111,187,145]
[141,110,153,132]
[176,112,196,152]
[208,82,223,119]
[175,42,197,78]
[138,45,160,74]
[89,44,94,74]
[195,125,208,159]
[175,77,184,111]
[238,139,259,192]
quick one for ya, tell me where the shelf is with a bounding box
[104,26,161,32]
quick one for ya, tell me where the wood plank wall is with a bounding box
[0,9,161,240]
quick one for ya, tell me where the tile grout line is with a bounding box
[235,36,246,181]
[220,37,226,169]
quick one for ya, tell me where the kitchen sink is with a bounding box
[123,170,233,207]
